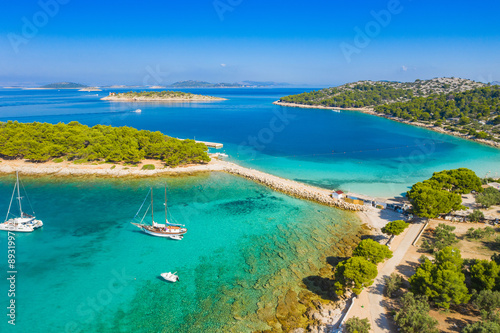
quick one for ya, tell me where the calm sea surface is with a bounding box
[1,88,499,197]
[0,88,499,332]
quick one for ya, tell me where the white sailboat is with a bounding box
[131,186,187,239]
[0,171,43,233]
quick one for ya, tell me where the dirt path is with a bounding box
[345,220,425,332]
[368,221,424,332]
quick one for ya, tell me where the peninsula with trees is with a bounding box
[0,121,210,166]
[101,90,227,102]
[276,77,500,148]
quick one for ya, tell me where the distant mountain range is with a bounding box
[36,80,290,89]
[167,80,289,88]
[492,81,500,86]
[40,82,89,89]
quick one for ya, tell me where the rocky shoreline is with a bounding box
[101,95,226,102]
[0,158,366,212]
[273,101,500,149]
[223,162,366,212]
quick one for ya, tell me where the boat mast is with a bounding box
[5,176,17,222]
[151,187,154,224]
[164,185,167,224]
[16,171,23,218]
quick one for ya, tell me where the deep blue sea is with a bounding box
[0,87,499,332]
[1,87,499,197]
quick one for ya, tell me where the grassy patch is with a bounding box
[53,158,64,163]
[141,164,155,170]
[110,165,116,170]
[72,158,88,164]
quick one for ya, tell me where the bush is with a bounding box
[467,227,496,240]
[53,158,64,163]
[422,223,458,253]
[344,317,370,333]
[462,320,500,333]
[469,209,485,222]
[476,187,500,208]
[473,289,500,320]
[141,164,155,170]
[385,273,404,297]
[394,292,438,333]
[72,158,88,164]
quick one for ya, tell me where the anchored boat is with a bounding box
[131,186,187,239]
[0,171,43,233]
[161,272,179,283]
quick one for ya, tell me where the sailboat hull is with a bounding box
[1,171,43,233]
[0,223,34,232]
[131,222,187,239]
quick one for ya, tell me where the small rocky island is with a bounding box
[101,90,227,102]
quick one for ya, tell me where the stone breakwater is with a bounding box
[0,159,365,212]
[221,162,366,212]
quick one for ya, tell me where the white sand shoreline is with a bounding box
[0,158,367,213]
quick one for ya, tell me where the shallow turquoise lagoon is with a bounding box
[0,173,360,332]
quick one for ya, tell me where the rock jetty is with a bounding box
[0,158,366,212]
[221,162,366,212]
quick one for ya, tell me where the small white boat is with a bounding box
[133,109,142,113]
[161,272,179,283]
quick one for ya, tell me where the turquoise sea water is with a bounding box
[1,88,499,197]
[0,173,360,332]
[0,88,499,332]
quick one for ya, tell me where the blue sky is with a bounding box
[0,0,499,86]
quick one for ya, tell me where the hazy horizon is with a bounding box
[1,0,499,86]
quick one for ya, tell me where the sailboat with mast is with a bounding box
[131,186,187,240]
[0,171,43,233]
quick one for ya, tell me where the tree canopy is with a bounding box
[408,182,463,218]
[0,121,210,166]
[409,247,470,309]
[352,239,393,264]
[279,81,500,142]
[470,260,500,291]
[382,220,409,236]
[334,256,378,295]
[407,168,482,217]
